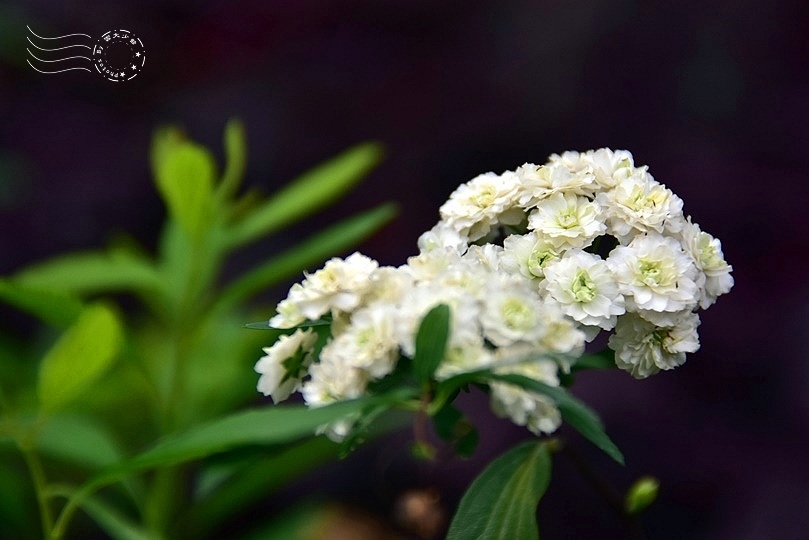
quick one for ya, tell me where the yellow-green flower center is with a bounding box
[501,298,534,330]
[571,269,596,302]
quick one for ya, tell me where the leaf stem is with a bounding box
[21,448,54,538]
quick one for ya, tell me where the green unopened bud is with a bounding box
[625,476,659,515]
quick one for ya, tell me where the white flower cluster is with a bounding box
[255,148,733,440]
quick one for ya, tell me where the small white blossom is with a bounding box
[608,234,699,325]
[527,192,606,249]
[490,359,562,435]
[608,312,700,378]
[255,329,317,403]
[516,161,596,207]
[417,222,469,254]
[480,275,549,347]
[586,148,636,190]
[542,249,625,330]
[439,171,523,241]
[596,171,684,243]
[501,232,563,280]
[679,218,734,308]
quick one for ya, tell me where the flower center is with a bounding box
[472,187,496,208]
[638,258,662,286]
[556,208,578,229]
[501,297,534,330]
[571,269,596,302]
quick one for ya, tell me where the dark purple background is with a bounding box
[2,1,808,538]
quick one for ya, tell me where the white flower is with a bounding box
[283,252,379,320]
[417,222,469,254]
[542,249,625,330]
[596,171,684,243]
[324,304,400,379]
[527,192,606,249]
[516,161,596,207]
[679,218,734,308]
[439,171,523,241]
[586,148,636,190]
[395,281,481,358]
[434,338,493,380]
[608,234,699,325]
[608,312,700,378]
[490,359,562,435]
[480,275,548,347]
[255,329,317,403]
[501,232,563,280]
[268,291,306,329]
[301,354,369,407]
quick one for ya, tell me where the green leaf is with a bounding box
[216,203,397,311]
[0,278,82,327]
[412,304,450,386]
[38,303,124,413]
[447,441,552,540]
[36,413,123,469]
[11,251,162,297]
[572,350,616,372]
[185,438,339,536]
[95,397,382,481]
[225,142,384,248]
[244,320,330,330]
[489,373,625,465]
[217,118,247,201]
[149,125,186,181]
[154,142,217,240]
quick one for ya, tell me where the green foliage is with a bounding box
[38,303,123,413]
[447,441,552,540]
[0,121,394,539]
[413,303,451,387]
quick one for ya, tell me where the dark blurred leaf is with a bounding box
[185,437,338,537]
[38,303,123,413]
[154,142,217,241]
[413,304,450,387]
[216,203,397,311]
[433,402,478,458]
[217,119,247,201]
[225,142,384,248]
[0,278,82,327]
[11,252,162,297]
[447,441,552,540]
[36,413,123,469]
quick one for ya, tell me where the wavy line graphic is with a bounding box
[27,26,93,74]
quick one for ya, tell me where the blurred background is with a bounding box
[1,0,807,538]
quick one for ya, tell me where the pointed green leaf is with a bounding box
[38,303,123,413]
[447,441,552,540]
[217,118,247,200]
[413,304,450,386]
[217,203,397,311]
[0,278,82,327]
[149,125,186,181]
[12,251,162,296]
[225,142,384,248]
[489,373,624,465]
[96,397,377,481]
[36,413,123,469]
[154,142,217,240]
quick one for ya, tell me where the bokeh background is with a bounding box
[2,0,808,538]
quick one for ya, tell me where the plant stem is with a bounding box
[21,448,54,538]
